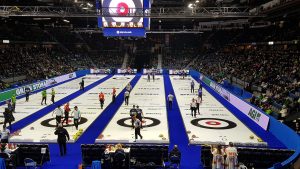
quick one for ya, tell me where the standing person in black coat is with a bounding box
[25,87,31,102]
[80,78,85,91]
[54,124,70,156]
[3,108,13,130]
[169,145,181,165]
[133,116,143,141]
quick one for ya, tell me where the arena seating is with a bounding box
[16,144,50,167]
[201,145,295,168]
[129,144,169,169]
[0,152,16,169]
[81,144,169,169]
[191,46,300,124]
[81,144,106,167]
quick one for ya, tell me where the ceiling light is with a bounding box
[196,0,200,3]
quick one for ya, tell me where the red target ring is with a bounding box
[205,121,221,125]
[117,2,129,16]
[191,118,237,129]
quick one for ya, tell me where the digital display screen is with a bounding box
[102,0,144,28]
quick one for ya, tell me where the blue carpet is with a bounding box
[163,75,202,169]
[192,76,285,149]
[77,74,141,143]
[11,74,113,134]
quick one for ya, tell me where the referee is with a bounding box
[124,90,130,105]
[133,116,143,141]
[167,93,174,110]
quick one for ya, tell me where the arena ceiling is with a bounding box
[0,0,299,31]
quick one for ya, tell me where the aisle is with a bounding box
[163,74,202,169]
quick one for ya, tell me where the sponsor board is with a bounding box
[16,81,47,96]
[143,69,163,74]
[90,68,112,74]
[117,68,137,74]
[169,69,190,75]
[200,75,269,130]
[0,72,77,103]
[103,28,146,37]
[46,72,76,86]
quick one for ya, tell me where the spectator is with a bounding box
[0,126,10,143]
[211,145,224,169]
[225,142,238,169]
[54,124,70,156]
[169,145,181,165]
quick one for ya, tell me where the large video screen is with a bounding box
[101,0,144,28]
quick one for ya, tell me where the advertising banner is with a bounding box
[0,72,77,103]
[16,81,48,96]
[90,69,112,74]
[46,73,76,86]
[117,68,137,74]
[169,69,190,75]
[103,28,146,37]
[0,89,17,103]
[200,75,269,130]
[143,69,163,74]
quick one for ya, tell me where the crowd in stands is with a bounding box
[89,51,124,69]
[0,44,126,91]
[0,46,75,87]
[191,44,300,124]
[163,49,198,69]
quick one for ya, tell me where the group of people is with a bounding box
[210,142,239,169]
[40,88,56,105]
[147,71,156,82]
[190,80,203,118]
[52,103,81,129]
[129,105,144,141]
[3,94,17,131]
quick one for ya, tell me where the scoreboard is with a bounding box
[96,0,150,37]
